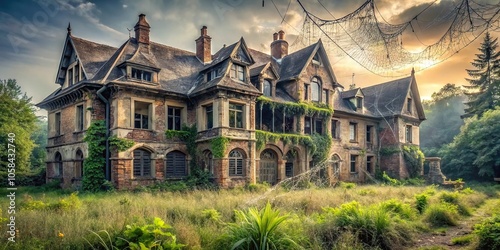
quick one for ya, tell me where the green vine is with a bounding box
[311,133,332,163]
[379,146,401,156]
[82,120,133,192]
[165,125,197,169]
[402,145,425,178]
[210,136,230,158]
[257,96,333,118]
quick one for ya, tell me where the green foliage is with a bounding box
[473,214,500,249]
[402,145,425,178]
[255,130,314,151]
[201,208,221,223]
[379,146,401,156]
[257,96,333,118]
[463,32,500,118]
[379,199,415,219]
[438,191,471,216]
[415,193,429,214]
[451,234,474,246]
[246,182,270,192]
[210,136,230,159]
[423,203,460,227]
[381,171,402,186]
[109,136,134,152]
[311,133,332,163]
[82,120,107,192]
[115,217,185,250]
[0,168,46,187]
[339,181,356,189]
[166,124,197,168]
[440,108,500,180]
[0,79,37,171]
[30,118,47,170]
[215,202,300,250]
[21,192,82,211]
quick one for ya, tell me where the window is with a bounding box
[202,150,213,174]
[366,125,373,143]
[76,105,84,131]
[230,64,245,81]
[315,119,323,134]
[313,53,321,64]
[133,149,151,177]
[74,64,79,83]
[55,112,61,136]
[285,162,293,178]
[331,120,339,139]
[167,107,182,131]
[366,156,373,174]
[205,105,213,129]
[229,149,244,176]
[349,122,357,141]
[350,155,358,173]
[304,84,309,100]
[134,101,151,129]
[131,68,152,82]
[407,98,412,114]
[166,151,187,177]
[285,150,296,178]
[331,154,340,175]
[207,70,217,81]
[311,77,320,102]
[68,68,73,86]
[406,125,412,143]
[229,103,243,128]
[54,152,63,177]
[263,80,271,97]
[322,89,328,104]
[304,117,311,134]
[75,150,84,179]
[356,96,363,109]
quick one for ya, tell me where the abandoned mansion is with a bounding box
[37,14,426,189]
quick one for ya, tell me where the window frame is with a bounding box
[229,149,245,176]
[366,125,373,143]
[68,68,73,86]
[356,96,363,109]
[263,80,272,97]
[406,125,412,143]
[54,152,63,177]
[133,100,152,130]
[350,155,358,173]
[230,64,245,81]
[75,150,84,179]
[407,98,412,114]
[76,104,84,132]
[304,116,312,135]
[133,149,152,177]
[55,112,61,136]
[165,151,187,177]
[205,104,214,129]
[131,68,152,82]
[366,155,374,174]
[331,119,339,139]
[167,106,182,131]
[349,122,358,142]
[311,77,321,102]
[229,103,244,129]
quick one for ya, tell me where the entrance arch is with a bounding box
[259,149,278,184]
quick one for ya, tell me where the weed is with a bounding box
[451,234,474,245]
[415,193,429,214]
[473,214,500,249]
[339,182,356,189]
[423,203,460,227]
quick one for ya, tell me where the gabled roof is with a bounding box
[70,36,118,80]
[341,88,364,99]
[249,62,279,79]
[278,42,317,81]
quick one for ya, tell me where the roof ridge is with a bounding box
[362,75,412,90]
[100,39,132,83]
[70,35,118,50]
[149,41,196,55]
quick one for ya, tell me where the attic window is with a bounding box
[312,53,322,65]
[311,77,321,102]
[407,98,412,114]
[263,80,271,97]
[230,64,245,81]
[132,68,152,82]
[356,96,363,109]
[207,69,217,82]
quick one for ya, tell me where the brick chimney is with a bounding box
[270,30,288,60]
[196,26,212,63]
[134,14,150,44]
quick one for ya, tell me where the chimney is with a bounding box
[196,26,212,63]
[134,14,151,44]
[270,30,288,60]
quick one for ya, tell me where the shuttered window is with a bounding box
[133,149,151,177]
[166,151,187,177]
[229,150,244,176]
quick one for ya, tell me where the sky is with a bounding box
[0,0,498,117]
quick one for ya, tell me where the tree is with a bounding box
[440,108,500,181]
[30,117,47,170]
[463,32,500,118]
[0,79,37,172]
[420,84,465,156]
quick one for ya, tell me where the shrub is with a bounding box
[423,203,460,227]
[339,182,356,189]
[473,214,500,249]
[381,171,402,186]
[246,182,270,192]
[451,234,474,246]
[379,199,415,219]
[115,217,185,250]
[439,191,471,216]
[201,208,221,223]
[415,193,429,214]
[215,202,300,249]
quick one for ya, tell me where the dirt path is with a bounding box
[412,198,499,249]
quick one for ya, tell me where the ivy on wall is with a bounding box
[210,136,230,159]
[165,125,197,169]
[257,96,333,118]
[379,146,402,156]
[82,120,134,192]
[402,145,425,178]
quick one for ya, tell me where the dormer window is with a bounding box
[132,68,152,82]
[312,53,322,65]
[230,64,245,81]
[356,96,363,110]
[68,68,73,86]
[263,80,271,97]
[407,98,412,114]
[311,77,321,102]
[207,70,217,81]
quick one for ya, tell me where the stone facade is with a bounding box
[38,14,426,190]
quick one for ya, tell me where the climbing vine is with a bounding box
[257,96,333,118]
[210,136,230,158]
[165,124,197,168]
[311,133,332,163]
[402,145,425,178]
[379,146,401,156]
[82,120,134,192]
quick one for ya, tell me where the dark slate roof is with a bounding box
[126,43,161,69]
[208,42,237,69]
[362,76,412,117]
[278,42,317,82]
[250,63,267,77]
[249,48,272,66]
[70,36,118,80]
[340,88,360,99]
[274,87,296,103]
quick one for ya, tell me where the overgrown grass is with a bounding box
[0,184,498,249]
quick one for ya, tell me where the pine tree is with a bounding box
[463,32,500,118]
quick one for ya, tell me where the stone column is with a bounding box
[425,157,446,184]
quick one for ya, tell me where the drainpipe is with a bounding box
[96,85,110,181]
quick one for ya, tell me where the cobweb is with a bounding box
[291,0,500,76]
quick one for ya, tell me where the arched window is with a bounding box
[75,149,84,179]
[202,150,213,175]
[133,149,151,177]
[166,151,187,177]
[263,80,271,97]
[285,150,298,178]
[54,152,63,177]
[229,149,245,176]
[311,77,321,102]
